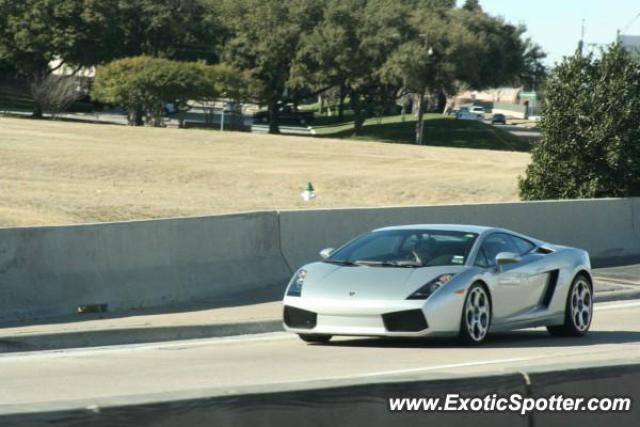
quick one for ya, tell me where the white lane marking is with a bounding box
[0,332,293,361]
[308,356,541,382]
[270,343,640,385]
[1,300,638,361]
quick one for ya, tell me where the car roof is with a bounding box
[372,224,494,234]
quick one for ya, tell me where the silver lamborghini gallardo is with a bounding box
[282,225,593,344]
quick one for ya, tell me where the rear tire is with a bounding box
[547,274,592,337]
[298,334,332,343]
[459,283,492,345]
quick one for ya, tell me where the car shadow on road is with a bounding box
[321,330,640,349]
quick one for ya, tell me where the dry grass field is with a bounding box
[0,116,530,227]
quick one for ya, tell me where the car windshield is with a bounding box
[326,229,478,267]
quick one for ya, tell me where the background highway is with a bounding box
[1,300,639,414]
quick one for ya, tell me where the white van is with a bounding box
[456,111,483,121]
[470,106,485,115]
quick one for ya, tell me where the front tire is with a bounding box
[298,334,332,344]
[547,274,592,337]
[459,283,491,344]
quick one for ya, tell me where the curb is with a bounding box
[0,320,284,354]
[1,289,638,354]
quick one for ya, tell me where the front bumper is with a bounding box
[282,296,459,338]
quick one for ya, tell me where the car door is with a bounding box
[475,233,542,322]
[508,234,550,311]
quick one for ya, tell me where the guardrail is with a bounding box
[1,198,640,323]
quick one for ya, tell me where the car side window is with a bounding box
[476,233,519,267]
[474,248,491,268]
[509,235,536,255]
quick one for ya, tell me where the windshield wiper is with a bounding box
[352,260,422,268]
[352,260,384,266]
[380,260,423,268]
[323,259,358,266]
[324,259,422,268]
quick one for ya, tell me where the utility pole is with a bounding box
[620,12,640,38]
[578,18,585,55]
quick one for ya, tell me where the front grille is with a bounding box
[382,309,428,332]
[283,306,317,329]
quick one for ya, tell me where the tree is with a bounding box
[519,44,640,200]
[0,0,223,116]
[382,3,539,144]
[0,0,121,115]
[220,0,323,134]
[462,0,481,11]
[0,0,79,115]
[293,0,408,135]
[92,56,216,126]
[381,4,452,144]
[0,0,222,70]
[292,0,367,122]
[198,62,259,125]
[0,58,15,79]
[106,0,223,62]
[519,39,547,90]
[202,63,258,105]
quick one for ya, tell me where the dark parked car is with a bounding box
[253,105,315,126]
[491,113,506,125]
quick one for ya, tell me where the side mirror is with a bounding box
[495,252,521,268]
[319,247,335,260]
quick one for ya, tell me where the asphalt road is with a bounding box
[1,300,639,414]
[488,122,542,139]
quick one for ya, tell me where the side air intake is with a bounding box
[542,269,560,307]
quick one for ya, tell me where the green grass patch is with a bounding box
[311,113,532,152]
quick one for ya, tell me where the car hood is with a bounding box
[299,261,467,300]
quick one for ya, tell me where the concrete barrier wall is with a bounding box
[529,363,640,427]
[3,363,639,426]
[0,373,528,427]
[0,212,291,323]
[279,198,640,269]
[1,198,640,323]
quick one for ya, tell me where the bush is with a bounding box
[519,43,640,200]
[29,74,86,118]
[92,56,216,126]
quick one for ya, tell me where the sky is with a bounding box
[469,0,640,66]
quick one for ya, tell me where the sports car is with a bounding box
[282,224,593,344]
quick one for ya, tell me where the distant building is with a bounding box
[620,35,640,53]
[49,57,95,79]
[455,87,541,119]
[457,87,522,105]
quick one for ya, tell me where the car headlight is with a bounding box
[286,269,307,297]
[407,273,456,300]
